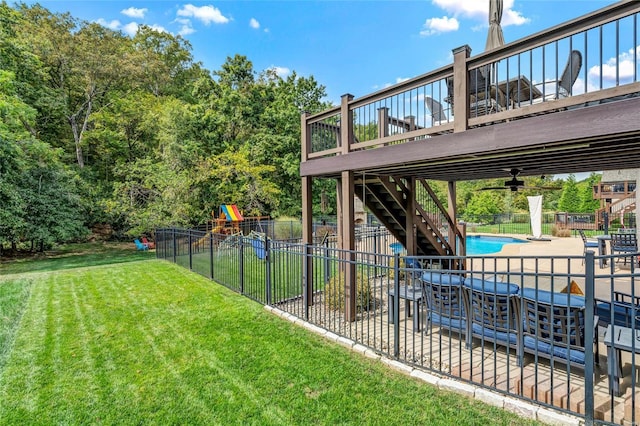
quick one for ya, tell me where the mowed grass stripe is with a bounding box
[1,259,539,425]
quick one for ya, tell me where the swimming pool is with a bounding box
[465,235,528,255]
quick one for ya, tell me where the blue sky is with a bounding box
[24,0,619,106]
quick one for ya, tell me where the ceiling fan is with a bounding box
[480,168,559,192]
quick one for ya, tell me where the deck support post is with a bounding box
[452,45,471,133]
[406,177,416,256]
[340,170,356,322]
[302,176,314,308]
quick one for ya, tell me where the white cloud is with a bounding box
[588,46,640,87]
[122,22,139,36]
[177,4,230,25]
[269,66,290,78]
[178,24,196,36]
[425,0,528,36]
[396,77,410,84]
[420,16,459,36]
[95,18,121,31]
[148,24,168,34]
[121,7,147,19]
[249,18,260,29]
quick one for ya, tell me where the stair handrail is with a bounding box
[417,178,465,245]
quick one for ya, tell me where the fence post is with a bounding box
[393,252,400,358]
[324,238,330,284]
[209,232,214,280]
[188,229,193,270]
[265,238,271,305]
[303,243,310,321]
[584,251,596,426]
[239,237,244,295]
[172,228,176,264]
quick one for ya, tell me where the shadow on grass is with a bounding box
[0,242,156,276]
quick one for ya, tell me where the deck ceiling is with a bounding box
[300,96,640,182]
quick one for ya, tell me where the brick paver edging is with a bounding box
[265,305,584,426]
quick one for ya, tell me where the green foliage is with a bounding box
[579,172,601,213]
[464,190,503,216]
[324,270,372,311]
[558,174,581,213]
[273,217,302,240]
[0,4,328,248]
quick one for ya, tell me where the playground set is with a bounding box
[193,205,269,259]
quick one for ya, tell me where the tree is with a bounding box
[558,174,581,212]
[579,172,601,213]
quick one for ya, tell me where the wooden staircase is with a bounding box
[354,175,461,258]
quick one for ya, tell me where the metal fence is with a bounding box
[156,226,640,425]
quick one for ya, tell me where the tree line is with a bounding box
[0,3,600,253]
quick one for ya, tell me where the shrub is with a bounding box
[324,271,372,311]
[551,225,571,237]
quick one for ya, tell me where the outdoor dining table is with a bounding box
[496,75,543,108]
[604,324,640,396]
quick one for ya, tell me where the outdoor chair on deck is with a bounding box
[534,50,582,102]
[610,233,638,265]
[520,288,599,370]
[446,66,503,117]
[420,272,466,336]
[425,96,449,127]
[462,278,521,358]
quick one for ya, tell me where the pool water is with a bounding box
[465,235,528,255]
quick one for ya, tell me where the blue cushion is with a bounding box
[521,288,586,308]
[471,323,518,345]
[465,278,519,296]
[421,272,464,286]
[597,301,639,327]
[523,336,586,364]
[430,313,465,330]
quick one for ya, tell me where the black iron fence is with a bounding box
[156,226,640,425]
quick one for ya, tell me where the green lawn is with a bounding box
[0,247,540,425]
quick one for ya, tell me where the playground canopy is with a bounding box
[220,204,243,221]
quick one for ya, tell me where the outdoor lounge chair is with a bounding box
[134,239,149,251]
[462,278,521,356]
[520,288,598,369]
[610,233,638,265]
[420,271,466,335]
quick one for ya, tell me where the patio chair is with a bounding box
[134,239,149,251]
[425,96,449,126]
[534,50,582,101]
[419,271,466,335]
[596,290,640,328]
[462,278,521,357]
[520,288,599,369]
[141,236,155,249]
[610,233,638,265]
[578,229,598,264]
[445,65,503,117]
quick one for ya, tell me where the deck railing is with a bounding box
[302,1,640,161]
[157,226,640,425]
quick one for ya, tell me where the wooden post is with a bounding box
[300,111,311,162]
[340,94,354,154]
[302,176,314,307]
[452,45,471,133]
[341,170,356,322]
[406,177,416,256]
